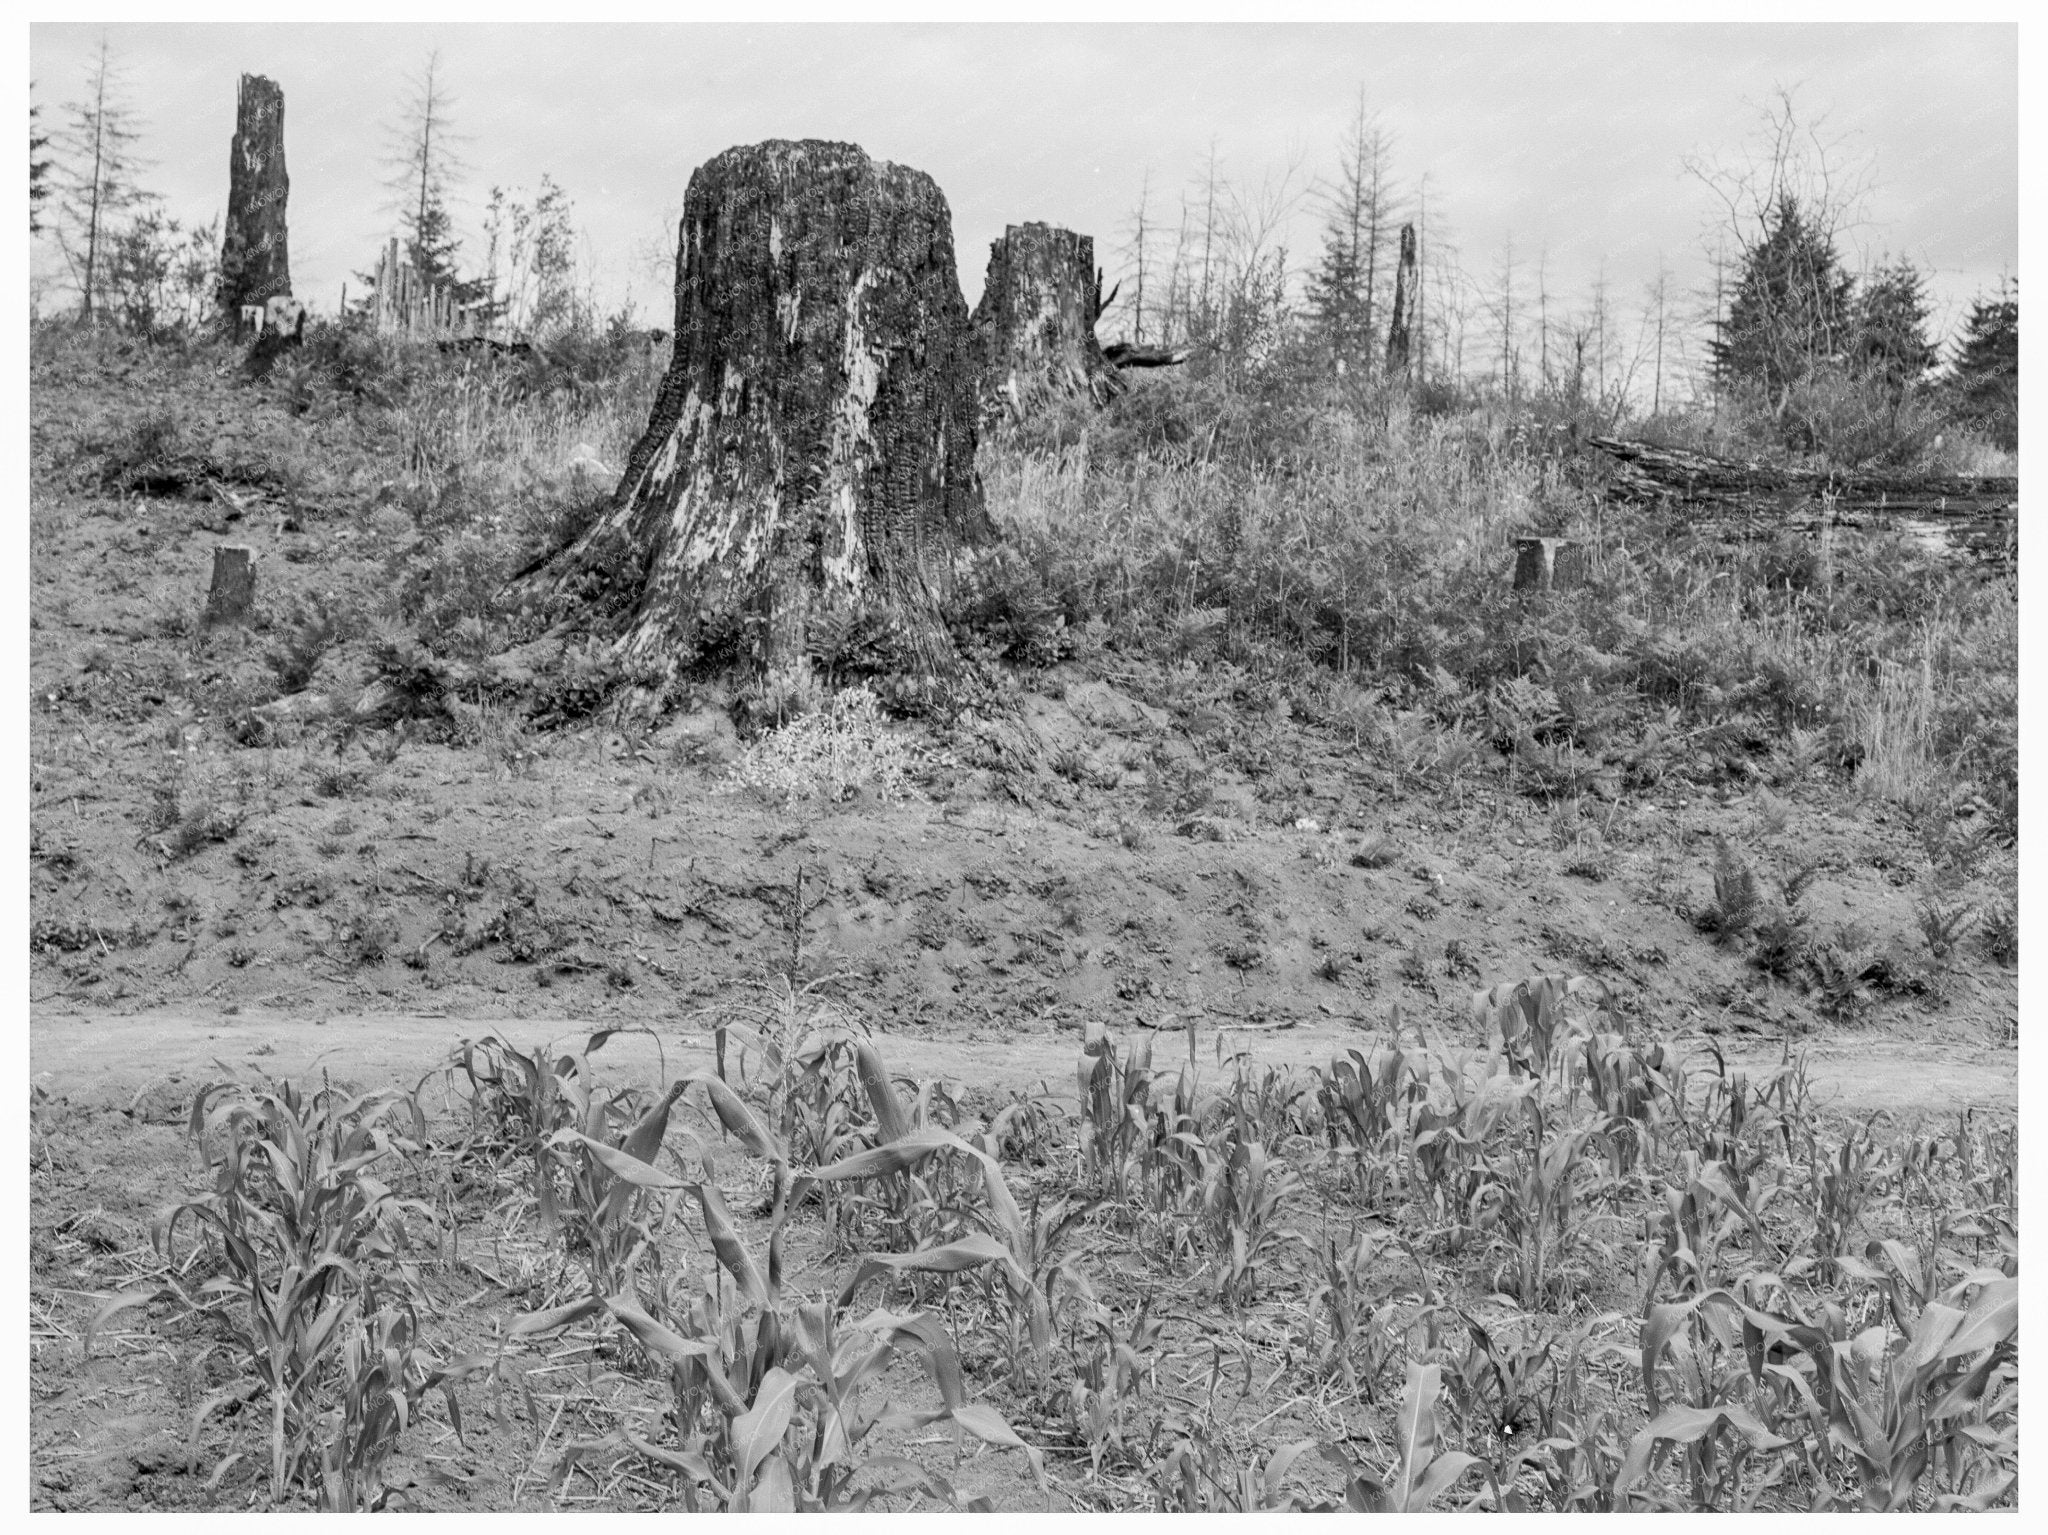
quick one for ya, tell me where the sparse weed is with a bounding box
[728,685,924,805]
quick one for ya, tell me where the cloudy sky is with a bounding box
[29,22,2018,373]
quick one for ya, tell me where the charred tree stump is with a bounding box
[1513,537,1586,592]
[204,545,256,626]
[972,223,1124,422]
[216,75,291,327]
[529,140,987,686]
[1385,222,1417,378]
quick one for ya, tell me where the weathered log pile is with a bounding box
[1584,436,2018,570]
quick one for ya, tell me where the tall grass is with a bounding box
[982,391,2015,830]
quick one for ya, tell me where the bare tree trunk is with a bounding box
[527,140,987,687]
[1384,222,1417,379]
[972,222,1122,421]
[216,74,291,323]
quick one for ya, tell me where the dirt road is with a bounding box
[32,1006,2015,1125]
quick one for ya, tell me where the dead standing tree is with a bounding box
[216,74,290,328]
[1384,222,1418,378]
[972,222,1125,421]
[527,140,988,687]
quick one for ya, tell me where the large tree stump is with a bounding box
[216,74,291,326]
[533,140,987,685]
[972,223,1123,423]
[204,545,257,626]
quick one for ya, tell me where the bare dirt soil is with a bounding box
[31,1000,2017,1126]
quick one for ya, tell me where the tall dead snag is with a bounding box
[972,222,1123,421]
[534,140,987,685]
[1384,222,1417,378]
[216,74,291,326]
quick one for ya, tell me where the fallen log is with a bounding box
[1585,435,2015,516]
[1583,435,2016,569]
[1103,340,1195,370]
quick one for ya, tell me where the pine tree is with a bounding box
[1708,194,1855,399]
[50,37,152,320]
[1853,258,1938,395]
[30,93,52,234]
[1946,281,2017,451]
[1306,94,1398,379]
[382,49,470,289]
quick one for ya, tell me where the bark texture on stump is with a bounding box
[1513,537,1587,592]
[1385,223,1417,378]
[217,75,291,322]
[540,140,987,683]
[205,545,256,626]
[972,223,1122,421]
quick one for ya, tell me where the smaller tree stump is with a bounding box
[1513,537,1587,592]
[972,222,1122,423]
[204,545,257,626]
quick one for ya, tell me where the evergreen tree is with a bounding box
[50,38,152,320]
[1709,195,1854,398]
[30,94,52,234]
[1305,95,1398,378]
[382,49,471,291]
[1947,281,2017,451]
[1852,258,1938,395]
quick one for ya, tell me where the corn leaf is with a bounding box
[697,1180,771,1308]
[733,1366,800,1486]
[803,1133,951,1182]
[855,1041,910,1144]
[508,1296,605,1337]
[1615,1403,1790,1501]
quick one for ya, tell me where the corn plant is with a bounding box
[1577,1029,1681,1175]
[984,1081,1068,1168]
[1136,1061,1206,1219]
[132,1078,465,1506]
[1640,1150,1780,1308]
[1625,1285,1812,1510]
[1148,1429,1316,1512]
[1077,1021,1153,1200]
[1306,1226,1427,1399]
[1781,1265,2018,1510]
[1195,1118,1302,1307]
[524,1137,1043,1511]
[1794,1114,1883,1283]
[1500,1405,1628,1511]
[1439,1311,1566,1443]
[820,1124,1095,1381]
[1472,971,1599,1080]
[1065,1294,1164,1475]
[1308,1361,1484,1511]
[1479,1094,1604,1308]
[1218,1047,1315,1150]
[312,1279,476,1511]
[1315,1041,1423,1199]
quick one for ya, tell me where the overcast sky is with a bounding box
[28,22,2018,365]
